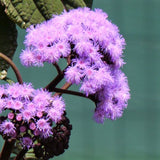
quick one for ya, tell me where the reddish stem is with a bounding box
[0,52,23,84]
[53,82,72,97]
[44,70,64,92]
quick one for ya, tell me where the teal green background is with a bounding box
[1,0,160,159]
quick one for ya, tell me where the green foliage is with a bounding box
[61,0,86,10]
[83,0,93,8]
[0,0,92,29]
[0,0,61,28]
[0,4,17,73]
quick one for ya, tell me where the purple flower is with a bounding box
[0,99,5,113]
[13,100,23,110]
[19,7,130,123]
[8,112,14,120]
[20,7,125,69]
[0,82,68,155]
[5,99,14,109]
[94,70,130,123]
[21,109,34,122]
[0,85,5,98]
[65,66,83,84]
[36,118,52,138]
[6,83,22,98]
[33,89,52,110]
[29,122,36,130]
[52,96,65,111]
[20,49,36,67]
[26,102,36,113]
[21,137,33,149]
[93,107,105,124]
[20,126,27,133]
[0,121,16,137]
[16,113,22,121]
[0,82,66,143]
[6,82,34,99]
[48,108,62,123]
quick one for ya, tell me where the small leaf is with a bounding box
[0,3,17,72]
[0,70,7,79]
[2,77,14,84]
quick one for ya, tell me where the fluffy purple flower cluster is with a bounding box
[0,83,65,148]
[20,7,130,123]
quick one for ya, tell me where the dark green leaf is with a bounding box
[0,0,57,28]
[83,0,93,8]
[61,0,86,10]
[0,4,17,73]
[32,0,64,20]
[0,0,88,29]
[0,0,93,29]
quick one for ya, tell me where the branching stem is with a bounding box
[53,87,96,102]
[44,69,64,92]
[53,62,62,75]
[53,82,72,97]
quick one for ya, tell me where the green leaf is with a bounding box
[0,0,65,28]
[32,0,64,20]
[1,77,15,84]
[0,4,17,73]
[0,0,88,29]
[61,0,86,10]
[83,0,93,8]
[0,0,93,29]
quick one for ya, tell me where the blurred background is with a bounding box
[1,0,160,160]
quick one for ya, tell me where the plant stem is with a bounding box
[53,62,62,75]
[0,138,16,160]
[44,66,68,92]
[52,87,84,97]
[0,52,23,84]
[53,87,96,102]
[13,148,28,160]
[53,82,72,97]
[60,0,68,11]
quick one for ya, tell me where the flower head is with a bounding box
[21,137,33,149]
[0,121,16,137]
[20,7,130,123]
[36,118,52,138]
[0,82,66,149]
[20,7,125,69]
